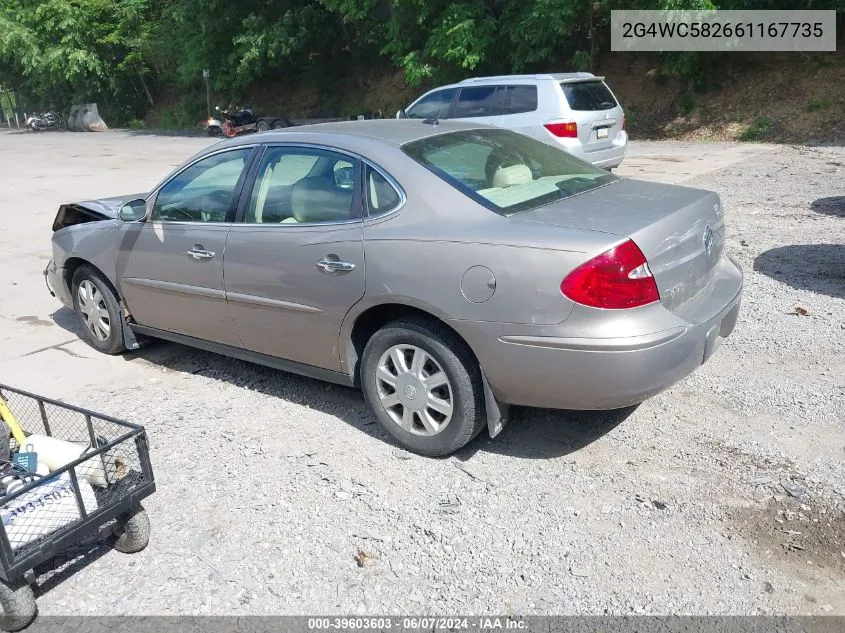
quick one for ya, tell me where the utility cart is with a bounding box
[0,384,155,631]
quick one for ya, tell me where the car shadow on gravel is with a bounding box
[50,305,637,457]
[754,244,845,300]
[457,406,636,460]
[811,196,845,217]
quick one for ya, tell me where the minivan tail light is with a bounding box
[561,240,660,309]
[544,121,578,138]
[622,114,626,130]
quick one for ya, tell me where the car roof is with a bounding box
[212,119,488,150]
[459,72,599,83]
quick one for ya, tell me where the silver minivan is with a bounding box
[398,73,628,169]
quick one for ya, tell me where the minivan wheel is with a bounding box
[71,266,126,355]
[361,317,485,457]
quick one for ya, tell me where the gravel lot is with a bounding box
[0,130,843,617]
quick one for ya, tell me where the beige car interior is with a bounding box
[249,153,354,224]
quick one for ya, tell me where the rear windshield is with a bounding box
[402,128,617,216]
[561,81,618,111]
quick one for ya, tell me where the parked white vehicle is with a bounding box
[398,73,628,169]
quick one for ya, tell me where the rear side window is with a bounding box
[406,89,456,119]
[561,81,618,111]
[366,166,402,216]
[454,86,503,118]
[504,86,538,115]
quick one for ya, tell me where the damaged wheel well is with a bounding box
[347,304,479,385]
[63,258,121,303]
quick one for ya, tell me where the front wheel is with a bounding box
[0,579,37,632]
[71,266,126,355]
[113,504,150,553]
[271,119,288,130]
[256,119,270,133]
[360,317,485,457]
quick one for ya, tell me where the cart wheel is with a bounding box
[0,578,37,632]
[113,504,150,554]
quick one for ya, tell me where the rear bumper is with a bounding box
[546,131,628,169]
[449,254,742,410]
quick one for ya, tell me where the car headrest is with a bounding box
[492,164,532,188]
[291,178,353,223]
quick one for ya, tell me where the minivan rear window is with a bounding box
[561,81,618,111]
[402,129,616,216]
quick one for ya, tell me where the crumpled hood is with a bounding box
[73,192,149,219]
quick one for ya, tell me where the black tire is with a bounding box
[360,317,485,457]
[270,119,288,130]
[71,266,126,355]
[256,119,270,133]
[113,504,150,554]
[0,579,37,632]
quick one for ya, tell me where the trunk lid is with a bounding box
[514,179,726,312]
[559,79,623,153]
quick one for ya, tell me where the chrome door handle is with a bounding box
[187,248,215,260]
[316,258,355,274]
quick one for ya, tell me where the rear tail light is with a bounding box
[561,239,660,309]
[622,114,626,130]
[544,121,578,138]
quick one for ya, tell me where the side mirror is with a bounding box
[119,198,147,222]
[396,109,407,119]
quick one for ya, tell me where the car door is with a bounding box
[117,146,255,347]
[223,145,366,371]
[452,85,505,128]
[500,84,539,138]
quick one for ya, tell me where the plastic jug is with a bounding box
[22,435,108,487]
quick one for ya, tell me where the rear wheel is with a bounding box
[113,504,150,553]
[271,119,288,130]
[71,266,126,355]
[256,119,270,133]
[361,317,485,457]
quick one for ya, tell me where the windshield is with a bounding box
[402,128,617,215]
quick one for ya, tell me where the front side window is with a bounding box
[402,129,617,216]
[561,81,618,111]
[406,89,456,120]
[454,86,503,118]
[152,148,252,222]
[365,166,402,216]
[245,147,359,224]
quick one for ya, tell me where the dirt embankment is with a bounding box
[148,50,844,144]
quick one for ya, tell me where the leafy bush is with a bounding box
[739,116,774,141]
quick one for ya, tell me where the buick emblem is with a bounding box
[703,226,714,255]
[404,385,417,400]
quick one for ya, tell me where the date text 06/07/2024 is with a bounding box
[307,617,528,630]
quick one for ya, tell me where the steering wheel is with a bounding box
[163,207,195,221]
